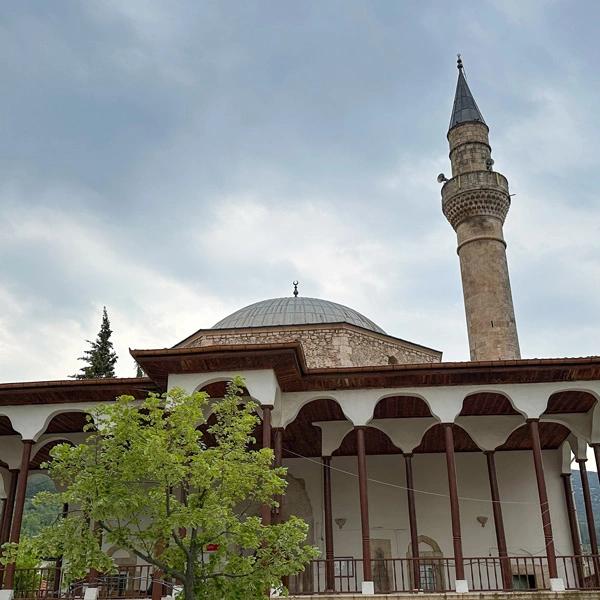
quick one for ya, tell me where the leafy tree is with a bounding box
[71,307,117,379]
[8,378,317,600]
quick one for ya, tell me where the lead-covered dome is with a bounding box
[212,297,386,334]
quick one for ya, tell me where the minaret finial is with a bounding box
[292,281,299,297]
[457,53,463,70]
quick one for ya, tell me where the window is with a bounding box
[512,574,535,590]
[419,564,437,591]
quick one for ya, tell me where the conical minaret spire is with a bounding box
[449,55,486,130]
[441,57,520,361]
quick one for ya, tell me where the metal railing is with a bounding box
[5,555,600,598]
[287,555,600,595]
[3,565,161,600]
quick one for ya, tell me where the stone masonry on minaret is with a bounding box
[441,58,520,361]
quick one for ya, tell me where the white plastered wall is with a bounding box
[284,448,573,561]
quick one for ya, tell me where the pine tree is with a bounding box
[134,362,145,378]
[71,307,118,379]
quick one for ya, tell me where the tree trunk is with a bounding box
[184,575,195,600]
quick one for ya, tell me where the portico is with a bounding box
[0,345,598,596]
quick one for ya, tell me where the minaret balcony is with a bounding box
[441,170,509,200]
[441,170,511,229]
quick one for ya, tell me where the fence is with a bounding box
[287,555,600,595]
[4,555,600,598]
[5,565,161,600]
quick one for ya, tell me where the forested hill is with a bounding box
[572,469,600,551]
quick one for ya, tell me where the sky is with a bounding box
[1,0,600,384]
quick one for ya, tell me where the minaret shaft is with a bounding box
[443,68,520,361]
[456,211,520,361]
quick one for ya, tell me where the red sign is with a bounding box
[205,544,219,552]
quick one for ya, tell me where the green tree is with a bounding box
[134,361,145,378]
[71,307,117,379]
[10,378,317,600]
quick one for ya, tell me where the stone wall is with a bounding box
[182,325,440,368]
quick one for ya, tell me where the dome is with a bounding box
[212,297,386,334]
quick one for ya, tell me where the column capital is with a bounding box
[560,472,572,478]
[576,457,588,464]
[525,417,540,424]
[483,450,495,456]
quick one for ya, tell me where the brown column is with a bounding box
[577,458,600,585]
[527,419,558,579]
[0,470,18,587]
[592,444,600,486]
[355,427,372,582]
[485,451,511,590]
[0,471,17,547]
[273,428,283,468]
[404,454,420,590]
[561,473,585,587]
[577,459,598,555]
[443,424,464,581]
[260,405,273,526]
[272,427,284,523]
[53,503,69,596]
[4,440,34,588]
[0,501,5,537]
[322,456,335,592]
[151,571,163,600]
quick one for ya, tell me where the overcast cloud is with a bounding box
[1,0,600,383]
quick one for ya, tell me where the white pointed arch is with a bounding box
[280,392,350,428]
[169,370,280,409]
[459,388,526,417]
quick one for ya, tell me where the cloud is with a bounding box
[1,0,600,384]
[0,194,230,380]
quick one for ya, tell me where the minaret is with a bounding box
[441,57,520,361]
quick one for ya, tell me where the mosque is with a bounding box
[1,59,600,597]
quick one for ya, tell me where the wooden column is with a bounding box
[0,471,17,547]
[404,454,420,590]
[561,473,585,587]
[355,427,372,582]
[273,428,283,468]
[485,451,511,590]
[322,456,335,592]
[577,459,598,555]
[592,444,600,486]
[0,470,18,587]
[53,503,69,596]
[4,440,34,589]
[0,501,5,538]
[577,459,600,585]
[527,419,558,579]
[443,424,464,581]
[272,428,284,523]
[260,405,273,526]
